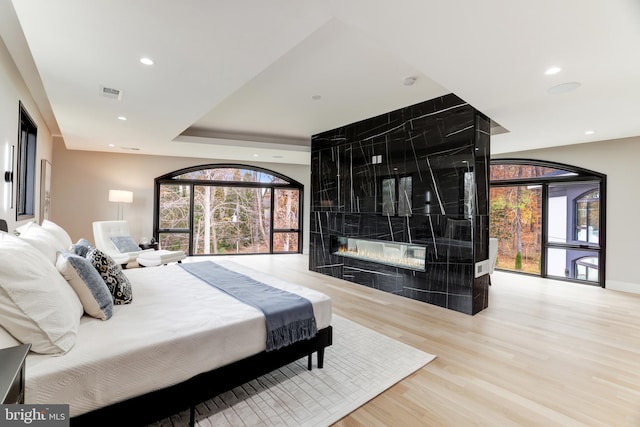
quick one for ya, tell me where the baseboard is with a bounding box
[606,280,640,295]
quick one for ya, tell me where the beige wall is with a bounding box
[494,136,640,294]
[0,36,53,231]
[50,140,312,252]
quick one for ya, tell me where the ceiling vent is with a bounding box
[99,85,123,101]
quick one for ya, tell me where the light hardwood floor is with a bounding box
[227,254,640,427]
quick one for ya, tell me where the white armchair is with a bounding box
[92,220,153,268]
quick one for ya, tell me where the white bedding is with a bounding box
[25,259,332,417]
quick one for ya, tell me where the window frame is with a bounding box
[490,158,606,288]
[154,164,303,256]
[16,102,37,220]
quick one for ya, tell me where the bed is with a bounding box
[0,222,332,426]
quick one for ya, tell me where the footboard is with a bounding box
[71,326,333,427]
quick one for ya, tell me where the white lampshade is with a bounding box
[108,190,133,204]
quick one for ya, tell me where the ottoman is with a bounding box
[137,250,186,267]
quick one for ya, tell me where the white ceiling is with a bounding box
[3,0,640,165]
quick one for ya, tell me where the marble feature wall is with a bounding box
[309,94,491,315]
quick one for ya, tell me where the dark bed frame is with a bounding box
[70,326,332,426]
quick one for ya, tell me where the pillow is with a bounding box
[41,220,73,250]
[86,248,133,305]
[71,238,93,257]
[17,222,65,264]
[0,233,83,354]
[57,252,113,320]
[0,325,21,349]
[111,235,140,253]
[14,221,36,235]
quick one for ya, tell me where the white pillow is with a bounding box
[14,221,36,235]
[0,324,21,349]
[41,219,73,250]
[17,222,64,264]
[0,233,83,354]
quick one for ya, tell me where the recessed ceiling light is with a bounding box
[545,66,562,75]
[547,82,581,94]
[311,95,322,100]
[108,144,115,147]
[117,116,127,121]
[253,154,259,157]
[140,57,154,66]
[585,130,595,135]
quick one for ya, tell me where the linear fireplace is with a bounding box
[331,236,427,272]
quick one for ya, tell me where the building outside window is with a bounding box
[575,189,599,244]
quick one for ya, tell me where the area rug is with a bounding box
[151,315,435,427]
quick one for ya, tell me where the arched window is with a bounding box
[154,164,303,256]
[490,159,606,287]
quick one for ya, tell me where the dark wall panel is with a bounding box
[310,94,491,315]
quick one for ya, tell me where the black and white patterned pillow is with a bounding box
[85,248,133,305]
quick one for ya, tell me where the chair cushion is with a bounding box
[110,235,140,253]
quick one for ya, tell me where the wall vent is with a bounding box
[99,85,123,101]
[475,259,490,278]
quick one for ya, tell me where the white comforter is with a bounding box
[25,259,332,417]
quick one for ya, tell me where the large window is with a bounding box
[154,165,302,256]
[17,102,37,219]
[490,160,606,287]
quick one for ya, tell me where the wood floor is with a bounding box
[228,254,640,427]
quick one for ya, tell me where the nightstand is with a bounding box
[0,344,31,404]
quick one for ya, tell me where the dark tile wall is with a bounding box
[309,94,491,315]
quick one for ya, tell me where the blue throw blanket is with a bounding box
[179,261,317,351]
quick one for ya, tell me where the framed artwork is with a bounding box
[40,159,51,220]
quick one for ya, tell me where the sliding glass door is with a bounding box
[489,184,542,274]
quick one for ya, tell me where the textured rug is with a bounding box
[150,315,435,427]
